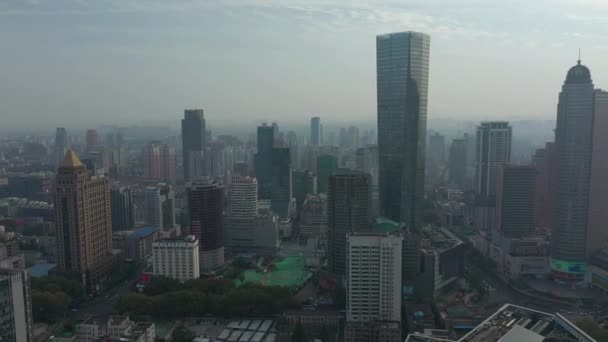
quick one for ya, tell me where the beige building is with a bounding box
[152,235,200,281]
[54,150,113,292]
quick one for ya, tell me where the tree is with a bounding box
[232,256,252,269]
[172,326,195,342]
[143,276,181,296]
[319,325,330,342]
[291,321,305,342]
[31,290,71,323]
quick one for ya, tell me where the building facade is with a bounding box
[448,138,466,188]
[254,124,275,200]
[187,178,224,271]
[551,60,595,285]
[377,31,430,227]
[111,186,134,231]
[496,165,536,238]
[54,150,113,291]
[152,236,200,281]
[143,184,175,230]
[0,268,33,342]
[474,121,512,200]
[316,154,338,194]
[310,116,321,146]
[182,109,206,182]
[327,169,371,277]
[54,127,68,171]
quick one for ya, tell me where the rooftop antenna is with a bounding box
[578,48,581,64]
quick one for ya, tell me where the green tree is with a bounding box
[31,290,71,323]
[319,325,330,342]
[172,326,195,342]
[291,321,305,342]
[143,276,181,296]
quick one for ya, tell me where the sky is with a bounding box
[1,0,608,130]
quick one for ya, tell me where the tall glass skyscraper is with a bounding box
[376,31,430,227]
[310,116,321,145]
[182,109,206,182]
[551,60,595,285]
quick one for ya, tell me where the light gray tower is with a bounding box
[474,121,512,200]
[551,60,595,285]
[376,31,430,227]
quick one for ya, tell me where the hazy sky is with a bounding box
[1,0,608,129]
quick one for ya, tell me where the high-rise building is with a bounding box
[474,121,512,200]
[254,124,275,199]
[227,176,258,219]
[0,268,34,342]
[187,178,224,271]
[327,169,371,277]
[587,90,608,258]
[448,138,467,187]
[496,165,536,238]
[143,184,175,230]
[532,142,557,230]
[111,187,134,232]
[270,147,292,218]
[310,117,321,146]
[377,31,430,227]
[286,130,300,170]
[85,129,100,153]
[161,144,176,184]
[292,169,316,210]
[345,231,402,342]
[316,154,338,194]
[428,132,445,164]
[143,143,161,180]
[152,236,200,282]
[551,60,595,285]
[54,127,68,171]
[54,150,112,291]
[182,109,206,182]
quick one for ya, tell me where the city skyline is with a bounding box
[2,1,608,129]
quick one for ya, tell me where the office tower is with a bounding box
[292,169,316,210]
[143,184,176,230]
[345,232,402,342]
[310,117,321,146]
[448,138,467,187]
[152,236,200,282]
[286,130,299,170]
[182,109,206,182]
[54,150,112,291]
[85,129,100,152]
[0,268,34,342]
[299,194,327,237]
[160,144,176,184]
[270,147,292,218]
[551,60,595,285]
[143,143,161,180]
[532,142,557,230]
[377,31,430,226]
[339,127,348,149]
[474,121,512,200]
[228,176,258,219]
[496,165,537,238]
[327,170,371,277]
[187,178,224,271]
[111,187,134,231]
[347,126,359,149]
[54,127,68,170]
[254,124,275,199]
[355,145,379,188]
[587,90,608,258]
[316,154,338,193]
[428,132,445,164]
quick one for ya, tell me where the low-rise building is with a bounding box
[152,236,199,281]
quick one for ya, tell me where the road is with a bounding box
[67,277,136,321]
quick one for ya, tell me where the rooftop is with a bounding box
[127,226,160,240]
[374,217,403,233]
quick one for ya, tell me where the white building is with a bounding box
[0,268,33,342]
[346,232,402,322]
[152,236,200,281]
[474,121,512,198]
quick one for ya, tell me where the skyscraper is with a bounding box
[270,147,292,218]
[143,143,161,180]
[327,169,371,277]
[85,129,100,153]
[310,117,321,146]
[227,176,258,219]
[187,178,224,271]
[551,60,595,285]
[0,268,34,342]
[143,184,176,230]
[496,165,536,238]
[587,90,608,258]
[182,109,206,182]
[532,142,557,230]
[254,124,275,199]
[474,121,512,200]
[54,127,68,170]
[428,132,445,164]
[316,154,338,193]
[377,31,430,227]
[54,150,112,291]
[161,144,176,184]
[111,186,134,231]
[448,138,467,187]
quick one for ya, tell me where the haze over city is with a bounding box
[2,0,608,129]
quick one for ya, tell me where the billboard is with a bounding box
[550,258,587,274]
